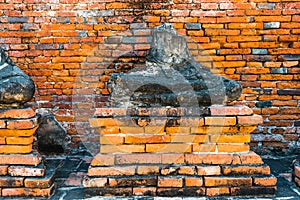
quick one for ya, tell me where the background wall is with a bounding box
[0,0,299,154]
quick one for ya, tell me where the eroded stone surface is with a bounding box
[0,47,35,107]
[108,23,242,107]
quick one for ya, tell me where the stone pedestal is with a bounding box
[0,107,55,197]
[84,105,277,197]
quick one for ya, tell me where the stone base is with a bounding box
[85,105,277,197]
[84,151,277,197]
[294,161,300,187]
[0,107,55,197]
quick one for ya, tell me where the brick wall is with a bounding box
[0,0,299,154]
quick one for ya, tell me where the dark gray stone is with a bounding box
[256,101,272,108]
[270,68,288,74]
[0,47,35,107]
[108,23,242,107]
[7,17,29,23]
[264,22,280,29]
[185,23,202,30]
[252,48,268,55]
[36,112,67,153]
[278,89,300,95]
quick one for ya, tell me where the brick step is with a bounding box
[87,164,272,177]
[0,151,42,166]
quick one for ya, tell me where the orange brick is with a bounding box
[165,127,190,134]
[205,177,252,187]
[191,126,238,134]
[178,166,195,175]
[161,154,184,164]
[217,144,250,153]
[254,176,277,186]
[6,136,34,145]
[120,126,145,134]
[137,166,159,175]
[0,145,32,154]
[100,136,124,144]
[100,145,145,153]
[197,166,221,175]
[207,187,230,196]
[239,126,257,134]
[88,166,135,176]
[240,151,264,164]
[2,184,54,197]
[0,107,35,119]
[186,154,233,165]
[99,127,120,134]
[146,144,191,153]
[158,177,183,187]
[185,177,203,187]
[24,172,55,188]
[125,135,170,144]
[205,117,236,126]
[192,144,217,152]
[210,135,251,143]
[91,154,114,166]
[170,135,208,143]
[0,166,8,175]
[6,117,38,130]
[144,126,165,134]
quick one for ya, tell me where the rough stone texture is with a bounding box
[36,112,67,153]
[108,23,242,107]
[0,47,35,107]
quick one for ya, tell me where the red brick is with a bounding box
[178,166,195,175]
[295,166,300,178]
[205,177,252,187]
[238,115,263,125]
[87,166,135,176]
[161,154,185,164]
[0,153,41,165]
[158,177,183,187]
[210,105,253,116]
[218,144,250,153]
[0,107,35,119]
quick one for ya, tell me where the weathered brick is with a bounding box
[133,187,156,196]
[206,187,230,196]
[186,154,233,165]
[100,144,145,154]
[209,105,253,116]
[125,135,170,144]
[253,176,277,186]
[6,117,38,130]
[223,165,270,175]
[205,117,236,126]
[240,151,264,164]
[2,184,54,197]
[158,177,183,187]
[137,166,159,175]
[8,165,45,177]
[82,177,107,188]
[0,177,24,187]
[115,153,161,165]
[205,177,252,187]
[238,115,263,125]
[0,107,36,119]
[197,166,221,175]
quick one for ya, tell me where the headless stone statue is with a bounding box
[108,23,242,107]
[0,47,35,107]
